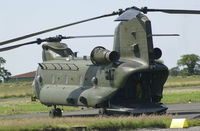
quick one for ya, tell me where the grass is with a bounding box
[0,81,32,99]
[0,98,81,116]
[0,115,199,131]
[162,75,200,104]
[0,115,172,131]
[164,75,200,88]
[162,88,200,104]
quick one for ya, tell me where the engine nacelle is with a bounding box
[90,46,120,65]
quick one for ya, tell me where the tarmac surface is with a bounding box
[136,126,200,131]
[167,103,200,119]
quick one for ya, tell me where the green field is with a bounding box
[0,98,81,116]
[0,81,32,99]
[163,75,200,104]
[162,88,200,104]
[164,75,200,88]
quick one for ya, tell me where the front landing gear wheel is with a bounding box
[55,108,62,117]
[49,107,62,118]
[49,109,56,118]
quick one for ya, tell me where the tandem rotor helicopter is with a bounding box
[1,6,200,117]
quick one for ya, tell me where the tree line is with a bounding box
[170,54,200,76]
[0,57,11,82]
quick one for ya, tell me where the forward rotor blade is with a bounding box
[0,40,42,52]
[0,34,114,52]
[0,12,118,46]
[63,35,114,39]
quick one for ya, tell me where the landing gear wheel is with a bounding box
[98,108,106,117]
[55,108,62,117]
[49,108,56,118]
[49,106,62,118]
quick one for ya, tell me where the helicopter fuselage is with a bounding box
[33,56,168,110]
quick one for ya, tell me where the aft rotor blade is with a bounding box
[141,7,200,14]
[0,13,118,46]
[63,35,114,39]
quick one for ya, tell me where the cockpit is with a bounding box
[42,42,74,61]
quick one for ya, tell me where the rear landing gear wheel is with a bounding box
[98,108,106,117]
[49,105,62,118]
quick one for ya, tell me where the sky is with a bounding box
[1,0,200,75]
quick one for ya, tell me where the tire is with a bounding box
[49,109,56,118]
[55,108,62,117]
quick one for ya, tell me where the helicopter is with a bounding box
[1,6,200,117]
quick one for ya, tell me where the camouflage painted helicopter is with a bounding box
[1,6,200,117]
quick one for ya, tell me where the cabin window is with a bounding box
[66,75,68,85]
[52,75,55,84]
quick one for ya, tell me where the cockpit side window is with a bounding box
[50,48,74,57]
